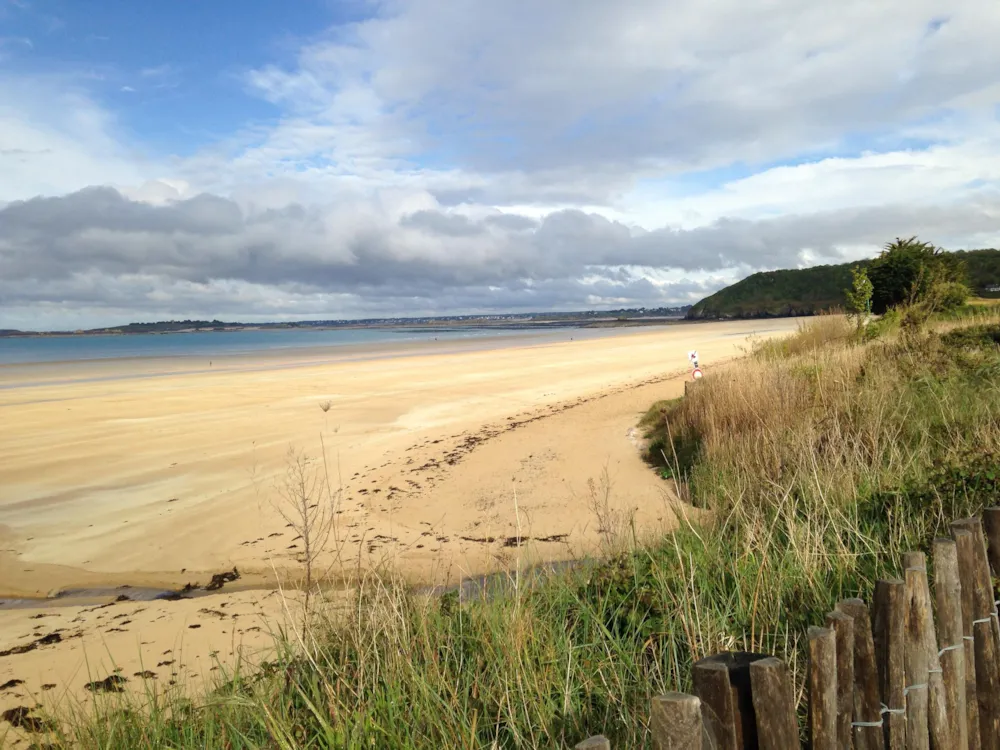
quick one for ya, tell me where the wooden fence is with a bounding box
[576,509,1000,749]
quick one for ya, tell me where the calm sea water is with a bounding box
[0,326,565,365]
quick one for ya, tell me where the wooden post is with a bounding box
[954,518,1000,646]
[952,529,983,750]
[933,537,970,750]
[826,610,855,749]
[650,693,703,750]
[908,550,951,750]
[903,552,955,750]
[749,657,798,750]
[873,579,906,750]
[692,659,739,750]
[837,598,885,750]
[982,507,1000,577]
[904,557,930,750]
[809,626,838,750]
[692,652,769,750]
[575,737,611,750]
[971,619,999,750]
[953,523,1000,750]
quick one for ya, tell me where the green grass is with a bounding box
[16,317,1000,749]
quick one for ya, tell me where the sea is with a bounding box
[0,325,586,366]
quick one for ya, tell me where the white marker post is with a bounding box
[688,350,701,380]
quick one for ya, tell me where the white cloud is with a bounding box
[238,0,1000,175]
[622,133,1000,229]
[0,76,157,202]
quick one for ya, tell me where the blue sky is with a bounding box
[1,0,1000,329]
[0,0,353,154]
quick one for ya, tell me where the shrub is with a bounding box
[868,236,967,314]
[942,324,1000,349]
[936,281,971,310]
[845,266,873,327]
[861,308,901,340]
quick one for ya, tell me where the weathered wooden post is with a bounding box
[953,523,1000,750]
[575,736,611,750]
[903,551,950,749]
[952,527,983,750]
[836,598,885,750]
[693,660,739,750]
[873,579,906,750]
[981,507,1000,576]
[692,652,770,750]
[825,610,855,749]
[903,560,930,750]
[650,693,704,750]
[933,537,970,750]
[749,657,798,749]
[953,517,1000,649]
[809,626,838,750]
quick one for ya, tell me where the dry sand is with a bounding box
[0,318,799,736]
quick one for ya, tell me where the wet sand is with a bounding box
[0,318,799,735]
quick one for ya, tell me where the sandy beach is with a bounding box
[0,318,798,732]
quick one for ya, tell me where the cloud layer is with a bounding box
[2,0,1000,328]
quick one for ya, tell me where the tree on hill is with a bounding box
[867,236,968,314]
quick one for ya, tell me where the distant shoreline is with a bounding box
[0,321,693,371]
[0,311,689,338]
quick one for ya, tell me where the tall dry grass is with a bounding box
[749,312,853,360]
[659,320,997,515]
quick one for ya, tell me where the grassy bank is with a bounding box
[15,315,1000,749]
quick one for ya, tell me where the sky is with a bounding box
[2,0,1000,330]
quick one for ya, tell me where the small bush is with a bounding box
[942,324,1000,350]
[925,450,1000,500]
[861,308,900,340]
[936,281,972,310]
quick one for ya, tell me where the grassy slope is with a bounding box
[18,316,1000,749]
[687,248,1000,320]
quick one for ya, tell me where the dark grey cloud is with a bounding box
[399,209,482,236]
[2,185,999,328]
[483,213,539,231]
[5,187,243,236]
